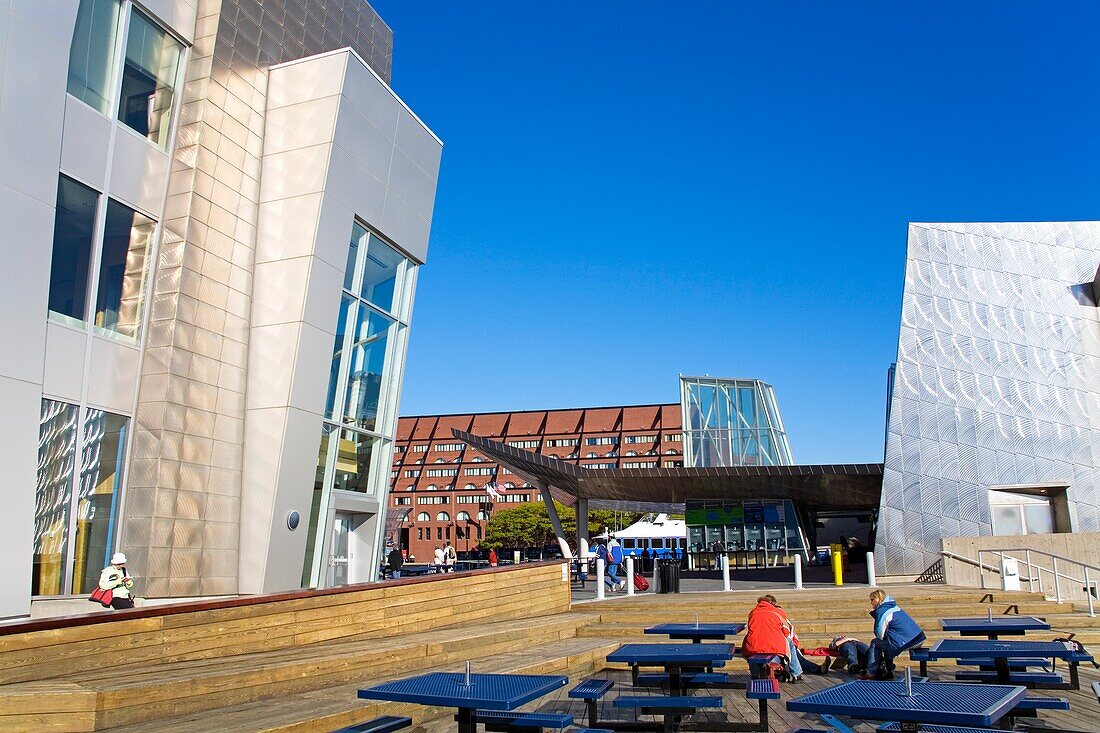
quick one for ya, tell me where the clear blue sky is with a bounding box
[370,1,1100,464]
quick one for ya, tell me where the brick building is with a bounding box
[388,404,684,559]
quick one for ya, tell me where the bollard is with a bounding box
[794,553,803,590]
[866,551,877,587]
[626,556,635,596]
[596,557,606,600]
[721,554,731,591]
[832,548,844,586]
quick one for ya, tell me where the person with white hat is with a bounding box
[98,553,135,610]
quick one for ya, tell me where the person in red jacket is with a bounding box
[742,595,794,677]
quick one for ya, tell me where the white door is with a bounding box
[329,513,354,586]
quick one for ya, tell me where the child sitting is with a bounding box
[829,634,870,675]
[866,589,925,680]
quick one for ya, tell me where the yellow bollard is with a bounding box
[831,544,844,586]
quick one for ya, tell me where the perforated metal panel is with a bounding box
[878,222,1100,576]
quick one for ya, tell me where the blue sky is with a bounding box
[369,1,1100,463]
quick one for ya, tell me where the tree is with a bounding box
[483,502,645,550]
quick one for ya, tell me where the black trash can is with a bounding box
[657,559,681,594]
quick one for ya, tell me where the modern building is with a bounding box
[388,404,684,560]
[680,376,793,468]
[2,0,441,617]
[878,222,1100,575]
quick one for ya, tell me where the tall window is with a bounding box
[304,222,415,586]
[33,399,129,596]
[68,1,183,148]
[48,176,156,342]
[67,0,122,113]
[48,176,98,323]
[117,9,181,146]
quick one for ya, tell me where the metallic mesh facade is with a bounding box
[878,222,1100,575]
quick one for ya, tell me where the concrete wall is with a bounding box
[943,532,1100,601]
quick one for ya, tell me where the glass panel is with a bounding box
[67,0,122,113]
[324,296,354,420]
[72,410,128,594]
[992,505,1024,536]
[95,200,154,340]
[301,426,333,587]
[344,223,366,291]
[341,307,394,431]
[49,176,99,322]
[34,400,80,596]
[117,9,181,147]
[1023,504,1055,535]
[331,429,376,493]
[436,512,449,521]
[360,235,404,313]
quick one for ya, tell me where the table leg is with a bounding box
[456,707,476,733]
[1069,660,1080,690]
[995,657,1010,684]
[669,665,684,696]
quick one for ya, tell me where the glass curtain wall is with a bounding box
[67,0,122,114]
[303,223,416,587]
[679,377,793,467]
[33,400,130,596]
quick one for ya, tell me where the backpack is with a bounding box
[609,543,624,564]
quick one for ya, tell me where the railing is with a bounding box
[942,547,1099,617]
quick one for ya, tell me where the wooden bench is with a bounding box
[569,678,614,727]
[472,711,574,733]
[614,695,722,732]
[333,715,412,733]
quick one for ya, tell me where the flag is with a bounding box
[485,483,502,499]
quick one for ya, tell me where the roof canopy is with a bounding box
[452,429,883,513]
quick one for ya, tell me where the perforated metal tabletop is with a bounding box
[607,643,735,664]
[359,672,568,710]
[927,639,1075,659]
[786,680,1026,727]
[645,623,746,641]
[940,616,1050,635]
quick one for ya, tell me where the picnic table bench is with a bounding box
[333,716,412,733]
[614,695,722,733]
[925,639,1092,689]
[472,711,573,733]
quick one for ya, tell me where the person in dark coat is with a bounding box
[387,546,404,579]
[829,635,870,675]
[640,547,652,573]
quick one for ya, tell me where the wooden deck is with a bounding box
[4,571,1100,732]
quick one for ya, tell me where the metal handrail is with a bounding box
[966,546,1097,617]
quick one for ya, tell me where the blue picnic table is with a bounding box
[925,639,1090,689]
[608,643,734,694]
[786,679,1026,731]
[358,671,568,733]
[645,623,746,643]
[940,616,1050,639]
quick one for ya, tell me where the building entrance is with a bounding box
[328,512,355,587]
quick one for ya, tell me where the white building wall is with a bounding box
[0,0,81,617]
[241,49,440,594]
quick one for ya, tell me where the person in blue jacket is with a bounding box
[865,589,925,679]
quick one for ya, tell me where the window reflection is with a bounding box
[72,410,128,594]
[95,200,155,340]
[301,426,333,586]
[341,307,394,432]
[49,176,98,323]
[33,400,80,596]
[117,9,181,147]
[360,235,403,313]
[67,0,122,113]
[332,429,378,493]
[325,296,353,420]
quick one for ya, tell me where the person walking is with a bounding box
[432,545,444,573]
[488,548,498,567]
[442,540,457,572]
[387,545,404,579]
[98,553,135,610]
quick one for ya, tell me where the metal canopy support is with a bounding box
[538,480,572,559]
[577,498,590,558]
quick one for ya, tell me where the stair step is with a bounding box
[104,636,624,733]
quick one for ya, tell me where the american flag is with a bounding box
[485,483,503,499]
